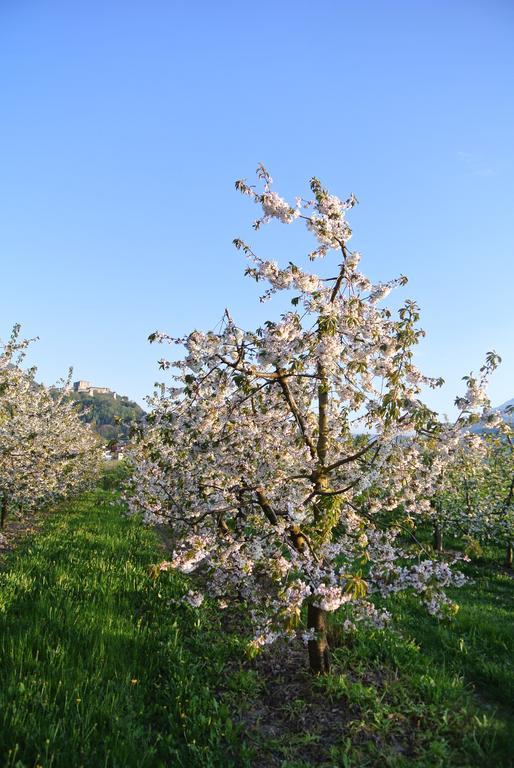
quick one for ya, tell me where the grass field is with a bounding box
[0,489,247,768]
[0,487,512,767]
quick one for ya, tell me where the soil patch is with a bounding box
[0,507,47,558]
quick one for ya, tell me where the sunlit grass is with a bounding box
[0,489,248,768]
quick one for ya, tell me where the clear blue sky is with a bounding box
[1,0,513,412]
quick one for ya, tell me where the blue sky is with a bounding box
[1,0,513,412]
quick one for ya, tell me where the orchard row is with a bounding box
[0,326,101,529]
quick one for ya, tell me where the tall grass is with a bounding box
[0,489,248,768]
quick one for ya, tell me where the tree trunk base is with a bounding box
[1,495,7,529]
[434,525,443,554]
[307,604,330,674]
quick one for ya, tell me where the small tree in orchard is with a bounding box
[486,421,514,567]
[416,358,502,554]
[130,167,476,673]
[418,432,484,555]
[428,435,488,554]
[449,415,514,567]
[0,325,102,527]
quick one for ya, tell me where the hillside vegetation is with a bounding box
[70,391,145,442]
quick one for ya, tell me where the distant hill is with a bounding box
[496,398,514,427]
[6,367,145,444]
[69,390,145,443]
[497,398,514,417]
[470,397,514,435]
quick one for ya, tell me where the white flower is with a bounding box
[313,585,351,612]
[301,628,317,645]
[260,192,299,224]
[183,590,205,608]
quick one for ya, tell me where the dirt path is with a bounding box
[0,507,47,557]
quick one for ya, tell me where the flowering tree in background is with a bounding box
[415,357,502,554]
[485,421,514,567]
[129,166,496,673]
[427,435,487,554]
[444,418,514,567]
[0,325,102,528]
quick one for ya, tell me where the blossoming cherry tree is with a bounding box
[0,325,101,527]
[130,166,470,673]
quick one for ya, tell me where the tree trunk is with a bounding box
[433,524,443,553]
[1,494,8,529]
[307,603,330,674]
[505,543,513,569]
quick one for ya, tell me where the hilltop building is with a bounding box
[73,380,117,398]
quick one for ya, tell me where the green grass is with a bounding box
[314,604,513,768]
[218,538,514,768]
[0,489,249,768]
[394,550,514,708]
[0,492,513,768]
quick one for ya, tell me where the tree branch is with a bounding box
[276,370,317,461]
